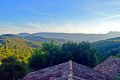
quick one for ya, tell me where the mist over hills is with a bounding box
[1,31,120,43]
[0,33,66,43]
[2,32,120,56]
[18,31,120,42]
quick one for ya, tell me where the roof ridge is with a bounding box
[68,60,73,80]
[108,56,119,60]
[93,56,120,79]
[23,60,114,80]
[94,56,120,69]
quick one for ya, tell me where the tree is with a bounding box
[29,49,46,71]
[29,42,68,71]
[61,41,97,67]
[29,41,97,71]
[61,42,78,60]
[0,56,27,80]
[42,42,67,66]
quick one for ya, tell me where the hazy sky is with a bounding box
[1,0,120,34]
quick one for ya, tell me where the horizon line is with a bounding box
[0,31,120,35]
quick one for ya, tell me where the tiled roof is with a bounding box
[94,56,120,79]
[23,60,113,80]
[72,62,112,80]
[23,62,69,80]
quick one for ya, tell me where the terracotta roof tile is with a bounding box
[94,56,120,79]
[23,60,113,80]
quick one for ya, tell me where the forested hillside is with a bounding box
[92,37,120,64]
[20,31,120,42]
[18,33,66,43]
[0,34,41,64]
[92,37,120,55]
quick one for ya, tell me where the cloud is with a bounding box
[21,21,120,34]
[0,20,120,34]
[95,14,120,21]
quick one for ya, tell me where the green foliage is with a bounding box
[29,41,97,71]
[29,49,46,71]
[0,37,35,64]
[92,38,120,64]
[61,41,96,67]
[116,73,120,80]
[0,56,27,80]
[92,39,120,55]
[2,56,19,64]
[42,41,67,66]
[29,42,66,71]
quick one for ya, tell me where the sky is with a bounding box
[1,0,120,34]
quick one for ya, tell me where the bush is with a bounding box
[0,56,27,80]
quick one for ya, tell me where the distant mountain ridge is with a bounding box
[2,31,120,43]
[0,34,42,48]
[18,33,31,37]
[1,34,66,43]
[22,35,66,43]
[18,31,120,42]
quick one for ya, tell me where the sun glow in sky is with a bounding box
[1,0,120,34]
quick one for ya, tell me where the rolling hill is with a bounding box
[92,37,120,55]
[18,34,66,43]
[0,34,42,63]
[17,31,120,42]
